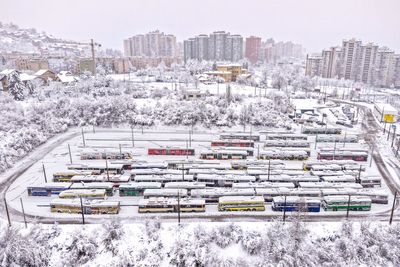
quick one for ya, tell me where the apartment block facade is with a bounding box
[306,38,400,87]
[123,31,177,58]
[183,31,243,63]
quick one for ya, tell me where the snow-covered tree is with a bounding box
[8,71,26,101]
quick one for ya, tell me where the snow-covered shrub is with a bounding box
[212,223,243,248]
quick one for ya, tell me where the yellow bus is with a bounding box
[58,189,107,199]
[50,199,120,214]
[53,170,95,182]
[138,197,206,213]
[218,196,265,211]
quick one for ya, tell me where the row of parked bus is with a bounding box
[49,193,373,215]
[136,195,373,213]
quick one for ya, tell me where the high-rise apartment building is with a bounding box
[321,47,342,78]
[245,36,262,64]
[306,38,399,87]
[373,47,395,87]
[123,31,177,58]
[305,55,323,77]
[341,38,362,80]
[183,31,243,62]
[357,43,378,84]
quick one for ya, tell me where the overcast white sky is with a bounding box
[1,0,399,53]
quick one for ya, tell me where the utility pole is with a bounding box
[186,140,189,160]
[189,128,192,147]
[283,196,287,223]
[267,159,271,181]
[389,191,397,225]
[42,163,47,183]
[257,144,260,158]
[346,195,351,219]
[182,163,185,180]
[81,128,86,147]
[92,125,95,134]
[177,190,181,225]
[80,196,85,225]
[370,146,374,167]
[131,126,135,147]
[343,132,347,148]
[68,144,73,164]
[357,165,362,183]
[4,199,11,227]
[333,140,337,160]
[315,133,318,150]
[90,39,96,76]
[397,140,400,157]
[391,127,396,147]
[20,198,27,228]
[105,159,110,181]
[119,144,122,158]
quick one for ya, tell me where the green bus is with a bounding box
[322,195,371,211]
[119,182,162,196]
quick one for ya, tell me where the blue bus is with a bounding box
[272,196,321,212]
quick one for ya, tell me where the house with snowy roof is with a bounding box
[34,69,56,85]
[55,71,79,85]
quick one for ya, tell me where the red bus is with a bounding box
[211,139,254,148]
[148,148,195,156]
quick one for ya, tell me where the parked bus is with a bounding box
[302,160,364,171]
[231,159,285,170]
[302,127,342,135]
[264,140,310,148]
[317,151,368,161]
[148,148,195,156]
[220,133,260,141]
[200,149,247,160]
[27,183,71,196]
[191,188,256,203]
[50,199,120,214]
[119,182,162,196]
[80,152,133,160]
[359,175,381,188]
[322,195,372,211]
[68,163,124,174]
[265,134,308,141]
[69,182,114,196]
[218,196,265,211]
[53,170,95,182]
[164,182,207,190]
[258,150,309,160]
[272,196,321,212]
[143,188,188,198]
[211,139,255,148]
[196,174,256,187]
[59,189,107,199]
[133,174,194,183]
[138,197,206,213]
[316,135,358,143]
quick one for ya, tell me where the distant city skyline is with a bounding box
[1,0,399,53]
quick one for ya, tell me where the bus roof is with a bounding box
[119,182,162,189]
[218,196,264,203]
[323,195,372,202]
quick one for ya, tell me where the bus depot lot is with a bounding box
[5,125,393,221]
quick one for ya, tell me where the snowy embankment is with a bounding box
[0,78,292,174]
[0,219,399,267]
